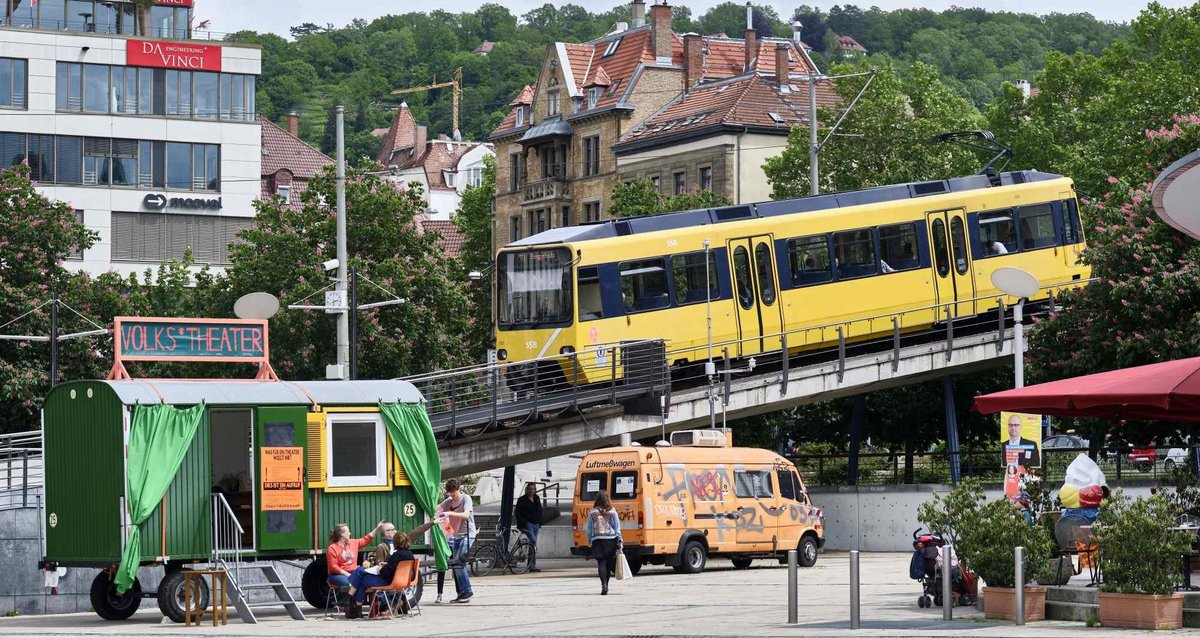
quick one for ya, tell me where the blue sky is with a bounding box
[197,0,1195,38]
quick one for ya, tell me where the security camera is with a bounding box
[322,258,339,272]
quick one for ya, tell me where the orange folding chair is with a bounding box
[365,558,421,619]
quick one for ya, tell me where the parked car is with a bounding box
[1042,434,1089,450]
[1129,447,1157,472]
[1164,447,1190,471]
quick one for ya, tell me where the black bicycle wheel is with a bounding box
[508,539,533,575]
[471,542,497,577]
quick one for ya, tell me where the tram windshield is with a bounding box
[498,248,573,329]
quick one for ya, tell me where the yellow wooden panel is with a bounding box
[305,411,326,488]
[393,452,411,486]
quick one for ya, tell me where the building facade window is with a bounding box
[584,200,601,222]
[0,58,26,109]
[546,90,560,116]
[55,63,256,121]
[509,153,522,192]
[583,135,600,177]
[111,212,251,265]
[588,86,601,108]
[649,174,660,190]
[67,210,84,260]
[276,185,291,204]
[0,132,218,191]
[514,106,525,127]
[324,413,388,488]
[510,215,522,241]
[699,165,712,191]
[148,4,190,39]
[673,171,686,195]
[462,166,483,188]
[561,205,570,227]
[8,0,141,33]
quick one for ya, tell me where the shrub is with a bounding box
[958,498,1055,588]
[1093,490,1192,596]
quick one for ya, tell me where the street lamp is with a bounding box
[990,267,1039,388]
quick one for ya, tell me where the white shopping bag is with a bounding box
[616,552,633,580]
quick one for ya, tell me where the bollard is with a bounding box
[941,545,952,620]
[850,550,860,630]
[787,550,798,624]
[1015,546,1025,626]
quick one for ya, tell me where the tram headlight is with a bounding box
[497,349,508,361]
[559,346,576,355]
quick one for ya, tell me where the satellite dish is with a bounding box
[234,292,280,320]
[990,267,1039,299]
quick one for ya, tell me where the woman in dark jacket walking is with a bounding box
[585,490,621,595]
[515,483,544,572]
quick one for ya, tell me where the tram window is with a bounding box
[1018,203,1056,250]
[932,218,950,277]
[950,217,969,275]
[671,251,719,305]
[787,236,832,286]
[978,210,1017,256]
[833,229,877,279]
[733,246,754,309]
[620,259,670,313]
[878,223,920,273]
[754,243,776,305]
[1062,199,1082,244]
[578,266,604,321]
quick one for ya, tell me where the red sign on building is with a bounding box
[126,40,221,72]
[155,0,194,6]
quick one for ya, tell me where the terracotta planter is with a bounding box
[1098,592,1183,629]
[982,586,1046,622]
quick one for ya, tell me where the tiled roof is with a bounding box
[474,40,496,54]
[703,37,817,81]
[509,84,535,106]
[418,142,484,190]
[586,66,611,87]
[259,115,332,179]
[377,104,418,165]
[836,35,868,53]
[420,219,466,258]
[615,72,840,149]
[371,127,389,137]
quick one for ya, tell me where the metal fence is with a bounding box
[0,430,43,510]
[793,445,1200,487]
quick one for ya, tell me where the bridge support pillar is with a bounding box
[499,465,516,548]
[943,378,962,485]
[847,396,865,486]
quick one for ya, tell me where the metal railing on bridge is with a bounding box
[793,445,1200,487]
[407,280,1088,440]
[0,430,42,511]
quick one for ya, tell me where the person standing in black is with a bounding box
[515,483,544,573]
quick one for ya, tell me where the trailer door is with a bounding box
[255,407,310,551]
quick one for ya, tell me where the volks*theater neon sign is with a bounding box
[107,316,277,381]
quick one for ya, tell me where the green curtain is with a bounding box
[115,403,205,594]
[379,402,451,571]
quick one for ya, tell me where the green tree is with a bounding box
[454,155,496,361]
[609,178,731,218]
[698,2,783,37]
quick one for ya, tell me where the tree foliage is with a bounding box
[609,178,730,218]
[454,155,496,361]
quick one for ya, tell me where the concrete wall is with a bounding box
[813,483,1157,552]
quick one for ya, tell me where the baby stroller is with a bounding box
[909,528,976,608]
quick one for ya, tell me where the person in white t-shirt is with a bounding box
[437,479,476,603]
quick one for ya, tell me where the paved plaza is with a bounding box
[0,553,1176,637]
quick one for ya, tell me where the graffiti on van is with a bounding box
[662,466,730,502]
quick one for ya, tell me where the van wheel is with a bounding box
[798,536,818,567]
[731,557,753,570]
[677,540,707,574]
[623,550,643,576]
[157,569,208,624]
[1166,459,1177,471]
[90,571,142,620]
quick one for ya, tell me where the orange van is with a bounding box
[570,430,825,574]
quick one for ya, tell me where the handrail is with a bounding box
[211,492,243,584]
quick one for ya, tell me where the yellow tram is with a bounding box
[494,170,1089,385]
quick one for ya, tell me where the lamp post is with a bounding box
[990,267,1039,388]
[703,239,716,429]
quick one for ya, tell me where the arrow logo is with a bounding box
[143,194,167,210]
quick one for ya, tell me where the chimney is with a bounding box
[792,20,803,43]
[684,33,704,89]
[650,2,672,61]
[1017,79,1031,98]
[775,43,789,85]
[744,2,756,71]
[631,0,646,28]
[286,111,299,137]
[414,125,427,156]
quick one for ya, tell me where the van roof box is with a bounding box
[670,429,730,447]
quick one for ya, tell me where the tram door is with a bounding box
[727,235,784,357]
[255,406,310,551]
[925,209,977,319]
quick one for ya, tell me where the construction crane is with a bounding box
[392,67,463,140]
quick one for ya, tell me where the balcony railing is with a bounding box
[522,177,570,204]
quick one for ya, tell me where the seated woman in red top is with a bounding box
[326,520,383,587]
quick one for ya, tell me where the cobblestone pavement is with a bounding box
[0,553,1171,637]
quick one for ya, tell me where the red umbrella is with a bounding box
[974,356,1200,422]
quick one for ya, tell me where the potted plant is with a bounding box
[958,497,1054,621]
[1093,490,1192,629]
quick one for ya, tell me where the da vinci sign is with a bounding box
[126,40,222,72]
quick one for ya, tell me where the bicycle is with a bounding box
[469,524,534,577]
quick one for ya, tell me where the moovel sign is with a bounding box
[126,40,221,72]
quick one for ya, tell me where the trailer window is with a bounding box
[580,472,607,502]
[612,471,637,499]
[734,469,774,498]
[325,413,388,488]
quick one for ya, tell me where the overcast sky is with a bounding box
[196,0,1195,38]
